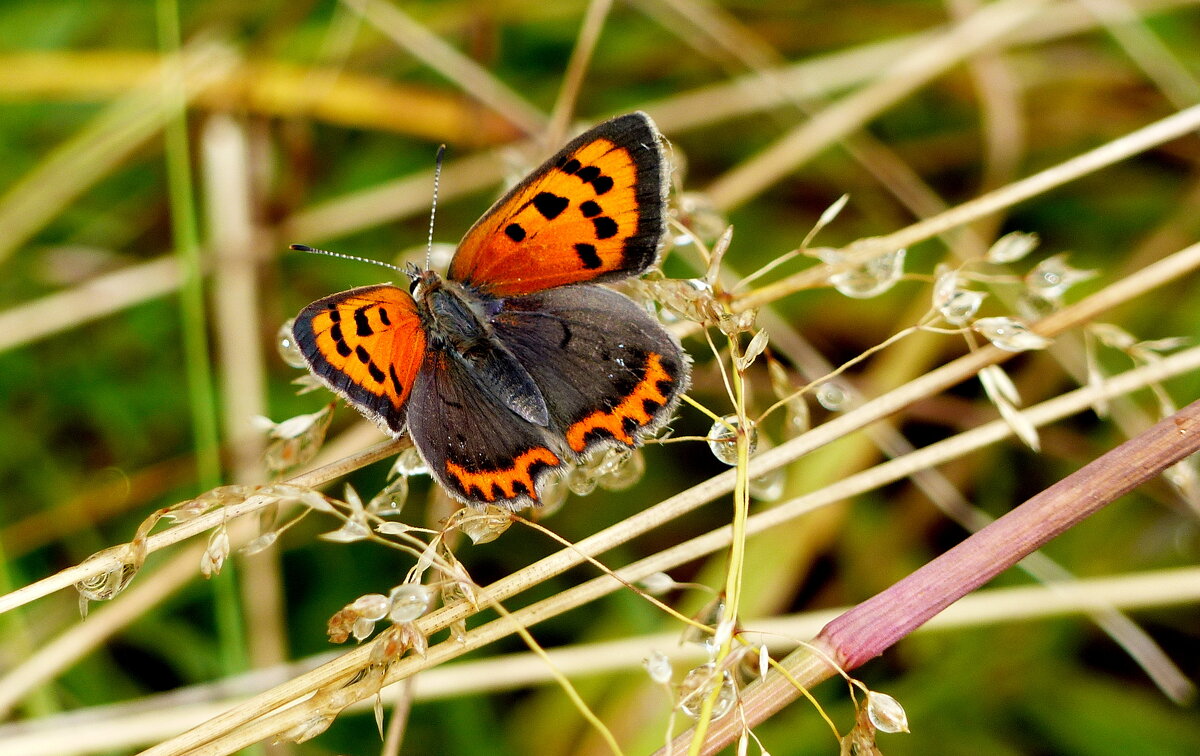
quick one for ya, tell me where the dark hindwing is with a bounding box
[407,350,565,509]
[292,284,426,435]
[489,285,689,458]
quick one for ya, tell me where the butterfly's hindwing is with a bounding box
[490,285,689,458]
[407,350,564,509]
[449,112,668,297]
[292,285,426,435]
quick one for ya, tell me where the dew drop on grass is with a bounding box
[708,414,757,465]
[277,319,308,368]
[389,584,433,623]
[678,663,737,720]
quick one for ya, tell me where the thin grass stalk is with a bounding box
[688,330,755,754]
[545,0,614,147]
[704,0,1053,211]
[202,113,291,687]
[0,438,403,614]
[140,340,1200,754]
[0,335,1188,752]
[13,237,1199,616]
[644,0,992,258]
[746,103,1200,306]
[338,0,546,136]
[10,235,1198,631]
[155,0,247,683]
[1073,0,1200,108]
[0,258,182,353]
[0,543,207,718]
[0,42,237,266]
[4,564,1198,756]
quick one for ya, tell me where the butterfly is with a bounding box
[291,112,690,510]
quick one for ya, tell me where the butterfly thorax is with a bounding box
[412,271,551,428]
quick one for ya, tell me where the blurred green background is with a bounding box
[1,0,1199,754]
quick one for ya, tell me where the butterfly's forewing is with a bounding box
[407,351,564,509]
[448,112,668,297]
[490,285,690,458]
[292,285,426,435]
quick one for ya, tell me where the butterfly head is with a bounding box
[406,264,441,300]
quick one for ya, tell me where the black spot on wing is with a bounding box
[532,192,569,220]
[327,307,341,322]
[389,365,404,392]
[559,158,581,174]
[505,223,526,241]
[367,361,386,384]
[579,200,601,217]
[355,345,371,364]
[573,165,614,196]
[329,322,353,358]
[592,216,618,239]
[574,243,601,269]
[378,307,391,326]
[354,307,373,337]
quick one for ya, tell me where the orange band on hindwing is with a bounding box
[566,353,674,453]
[444,447,562,502]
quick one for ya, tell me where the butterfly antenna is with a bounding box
[425,144,446,270]
[289,244,405,274]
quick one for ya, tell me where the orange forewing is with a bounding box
[291,285,426,434]
[449,112,666,297]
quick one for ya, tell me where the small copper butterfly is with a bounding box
[292,112,690,509]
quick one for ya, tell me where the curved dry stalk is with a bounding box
[544,0,614,147]
[0,41,238,267]
[10,238,1199,749]
[7,564,1198,756]
[202,113,289,676]
[0,438,404,614]
[704,0,1053,211]
[665,398,1200,754]
[0,51,522,143]
[139,336,1200,755]
[338,0,546,136]
[8,234,1192,729]
[1074,0,1200,109]
[639,0,1198,134]
[0,257,182,353]
[0,542,207,717]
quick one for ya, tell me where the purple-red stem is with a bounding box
[666,398,1200,755]
[820,398,1200,668]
